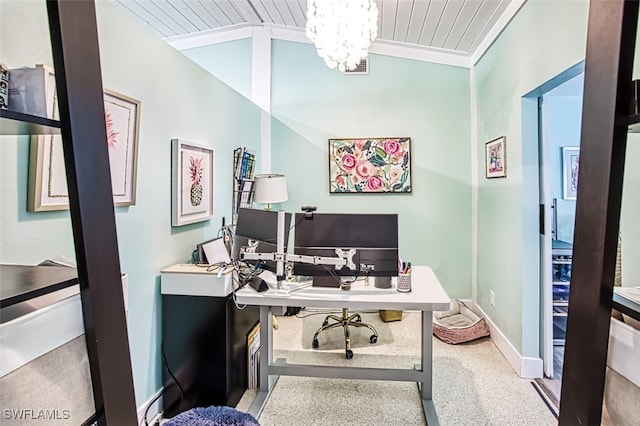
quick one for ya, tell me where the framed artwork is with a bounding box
[27,89,141,211]
[562,147,580,200]
[171,139,214,226]
[328,137,411,193]
[485,136,506,178]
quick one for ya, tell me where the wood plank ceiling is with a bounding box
[110,0,515,57]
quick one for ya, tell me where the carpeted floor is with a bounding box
[236,309,556,426]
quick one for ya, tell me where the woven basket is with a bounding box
[433,299,490,344]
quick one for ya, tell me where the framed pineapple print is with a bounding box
[171,139,214,226]
[27,89,140,211]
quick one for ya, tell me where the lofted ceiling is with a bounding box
[109,0,521,61]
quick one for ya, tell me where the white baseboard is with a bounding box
[138,388,163,425]
[472,302,543,379]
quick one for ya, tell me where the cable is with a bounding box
[141,341,184,426]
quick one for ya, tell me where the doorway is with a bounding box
[533,65,584,412]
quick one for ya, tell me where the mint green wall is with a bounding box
[474,0,589,356]
[182,39,253,100]
[270,41,472,298]
[0,0,261,407]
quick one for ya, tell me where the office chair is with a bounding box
[312,308,378,359]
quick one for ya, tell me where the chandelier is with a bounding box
[305,0,379,72]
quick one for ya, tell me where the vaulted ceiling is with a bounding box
[109,0,522,61]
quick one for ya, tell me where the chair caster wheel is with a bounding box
[345,349,353,359]
[370,335,378,344]
[312,339,319,349]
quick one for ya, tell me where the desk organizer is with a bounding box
[397,273,412,292]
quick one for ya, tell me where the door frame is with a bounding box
[525,61,584,378]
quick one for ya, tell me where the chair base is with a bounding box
[312,308,378,359]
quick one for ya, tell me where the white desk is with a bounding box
[235,265,450,425]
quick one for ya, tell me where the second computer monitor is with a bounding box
[292,213,399,280]
[232,208,292,272]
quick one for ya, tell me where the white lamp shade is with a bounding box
[253,174,288,204]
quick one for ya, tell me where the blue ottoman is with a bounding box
[164,406,259,426]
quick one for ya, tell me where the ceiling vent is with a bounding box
[342,58,369,75]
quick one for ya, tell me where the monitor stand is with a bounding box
[312,275,342,288]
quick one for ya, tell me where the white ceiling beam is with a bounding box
[164,23,254,50]
[369,39,471,69]
[166,21,471,68]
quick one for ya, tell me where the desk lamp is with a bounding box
[253,174,288,211]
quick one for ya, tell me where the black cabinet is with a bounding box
[162,294,258,417]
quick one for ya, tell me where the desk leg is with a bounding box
[247,305,277,418]
[421,310,439,425]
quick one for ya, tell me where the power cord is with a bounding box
[142,341,185,426]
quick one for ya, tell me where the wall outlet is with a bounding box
[490,290,495,307]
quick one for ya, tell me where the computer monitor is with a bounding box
[292,213,399,286]
[231,208,292,272]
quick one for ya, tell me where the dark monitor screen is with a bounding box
[292,213,398,278]
[231,208,292,272]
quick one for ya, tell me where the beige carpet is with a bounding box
[236,310,556,426]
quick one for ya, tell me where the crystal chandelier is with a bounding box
[305,0,379,72]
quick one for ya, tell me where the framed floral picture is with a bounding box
[27,89,141,211]
[485,136,506,178]
[562,147,580,200]
[171,139,214,226]
[328,138,411,193]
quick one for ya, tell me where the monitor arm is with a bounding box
[240,211,354,289]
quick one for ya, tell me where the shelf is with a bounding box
[613,289,640,322]
[553,281,571,285]
[0,109,61,135]
[0,264,78,308]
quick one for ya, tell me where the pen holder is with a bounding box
[397,273,412,292]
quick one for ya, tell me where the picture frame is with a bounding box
[562,147,580,200]
[485,136,506,178]
[27,89,141,211]
[171,139,215,226]
[328,137,411,193]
